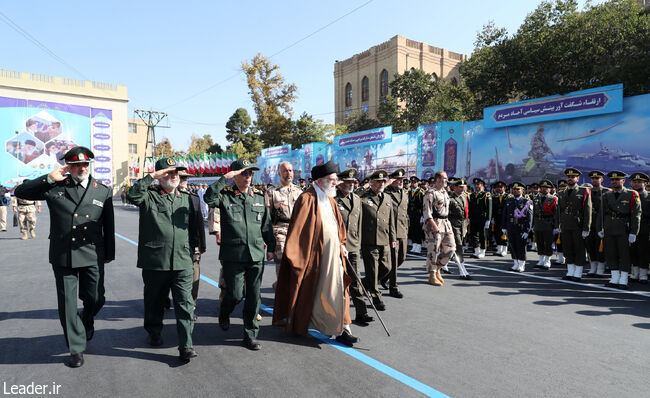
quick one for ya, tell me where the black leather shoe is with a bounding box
[617,284,629,290]
[335,330,358,347]
[440,268,452,274]
[571,277,582,282]
[179,347,197,361]
[243,338,261,351]
[147,333,163,347]
[389,288,404,299]
[459,275,473,280]
[586,272,597,277]
[380,279,388,290]
[354,313,374,325]
[639,280,648,285]
[219,315,230,331]
[604,282,617,288]
[85,327,95,341]
[562,275,572,280]
[67,353,84,368]
[372,299,386,311]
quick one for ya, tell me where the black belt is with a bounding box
[433,216,448,219]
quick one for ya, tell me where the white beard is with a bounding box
[320,181,337,197]
[160,177,179,191]
[72,173,89,184]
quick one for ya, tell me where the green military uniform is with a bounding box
[14,146,115,367]
[630,172,650,283]
[585,170,611,277]
[335,169,367,319]
[126,159,201,354]
[360,170,394,309]
[491,181,510,256]
[532,180,558,270]
[448,178,471,278]
[555,168,592,280]
[598,171,642,289]
[384,169,408,296]
[204,160,275,344]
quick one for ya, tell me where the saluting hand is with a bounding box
[224,169,244,180]
[152,167,176,180]
[48,165,70,182]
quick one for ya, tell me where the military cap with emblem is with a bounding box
[607,170,627,180]
[428,177,436,184]
[361,178,369,184]
[61,146,94,164]
[368,169,388,181]
[178,170,191,178]
[494,180,506,187]
[338,168,357,181]
[312,159,339,179]
[511,181,525,189]
[557,179,568,187]
[448,177,459,185]
[409,175,419,182]
[588,170,605,178]
[388,168,406,179]
[457,178,467,186]
[630,172,650,182]
[564,167,581,177]
[531,182,540,188]
[539,179,553,188]
[473,177,485,186]
[231,158,260,172]
[298,178,305,182]
[155,156,186,171]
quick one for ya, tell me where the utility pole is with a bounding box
[134,109,168,174]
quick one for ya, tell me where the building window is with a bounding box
[361,76,369,102]
[128,122,137,134]
[128,143,137,154]
[345,83,352,107]
[380,69,389,98]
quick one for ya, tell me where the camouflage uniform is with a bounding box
[265,182,303,282]
[12,197,40,239]
[423,185,455,285]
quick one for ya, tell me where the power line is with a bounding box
[162,0,374,110]
[0,11,88,80]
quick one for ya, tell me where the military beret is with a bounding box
[61,146,94,163]
[630,172,650,182]
[564,167,581,177]
[155,157,186,171]
[231,158,259,172]
[588,170,605,178]
[312,160,339,180]
[389,168,406,179]
[607,170,627,179]
[338,168,357,181]
[511,181,525,189]
[368,169,388,181]
[539,179,553,188]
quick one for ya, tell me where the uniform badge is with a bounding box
[167,158,176,166]
[243,159,250,167]
[92,199,104,207]
[93,181,98,188]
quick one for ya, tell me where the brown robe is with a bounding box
[272,187,352,335]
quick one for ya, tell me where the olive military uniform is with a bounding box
[448,181,470,277]
[15,172,115,358]
[407,181,426,251]
[204,175,276,341]
[127,173,201,351]
[385,175,408,292]
[556,184,592,271]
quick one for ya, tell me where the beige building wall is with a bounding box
[334,35,467,126]
[126,118,149,182]
[0,68,128,195]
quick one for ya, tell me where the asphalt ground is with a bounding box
[1,203,649,397]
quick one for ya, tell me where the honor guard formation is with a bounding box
[8,152,650,369]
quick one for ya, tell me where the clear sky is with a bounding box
[0,0,603,150]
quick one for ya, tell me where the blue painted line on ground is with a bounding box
[115,232,449,398]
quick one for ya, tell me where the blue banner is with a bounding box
[334,125,392,149]
[483,84,623,128]
[416,123,438,180]
[261,144,291,158]
[437,121,463,178]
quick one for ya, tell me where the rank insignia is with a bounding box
[93,199,104,207]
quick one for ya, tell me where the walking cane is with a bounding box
[344,256,391,337]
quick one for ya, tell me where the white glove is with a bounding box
[581,231,589,239]
[597,230,604,239]
[521,232,528,239]
[501,229,507,235]
[553,228,560,235]
[484,221,490,229]
[629,234,636,244]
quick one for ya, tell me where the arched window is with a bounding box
[379,69,389,98]
[361,76,369,102]
[345,83,352,107]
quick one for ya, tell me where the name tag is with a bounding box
[257,213,263,221]
[252,203,265,207]
[93,199,104,208]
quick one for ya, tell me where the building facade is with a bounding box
[333,35,467,125]
[127,118,149,183]
[0,68,128,194]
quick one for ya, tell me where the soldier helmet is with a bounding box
[630,172,650,182]
[607,170,627,180]
[564,167,581,177]
[61,146,94,163]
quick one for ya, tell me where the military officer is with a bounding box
[126,157,201,362]
[407,176,426,254]
[585,171,611,277]
[598,171,641,289]
[469,177,492,258]
[335,168,373,325]
[628,172,649,284]
[554,179,568,264]
[491,181,510,257]
[423,171,456,286]
[448,178,471,279]
[383,168,409,298]
[360,170,395,311]
[555,168,592,281]
[14,146,115,368]
[12,194,41,240]
[204,159,276,350]
[532,180,557,270]
[265,161,303,290]
[501,182,533,272]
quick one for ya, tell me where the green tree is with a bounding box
[425,78,480,122]
[290,112,341,147]
[376,96,406,132]
[242,53,298,147]
[344,111,381,133]
[229,141,258,163]
[188,134,214,154]
[153,137,176,157]
[225,108,252,143]
[388,69,438,130]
